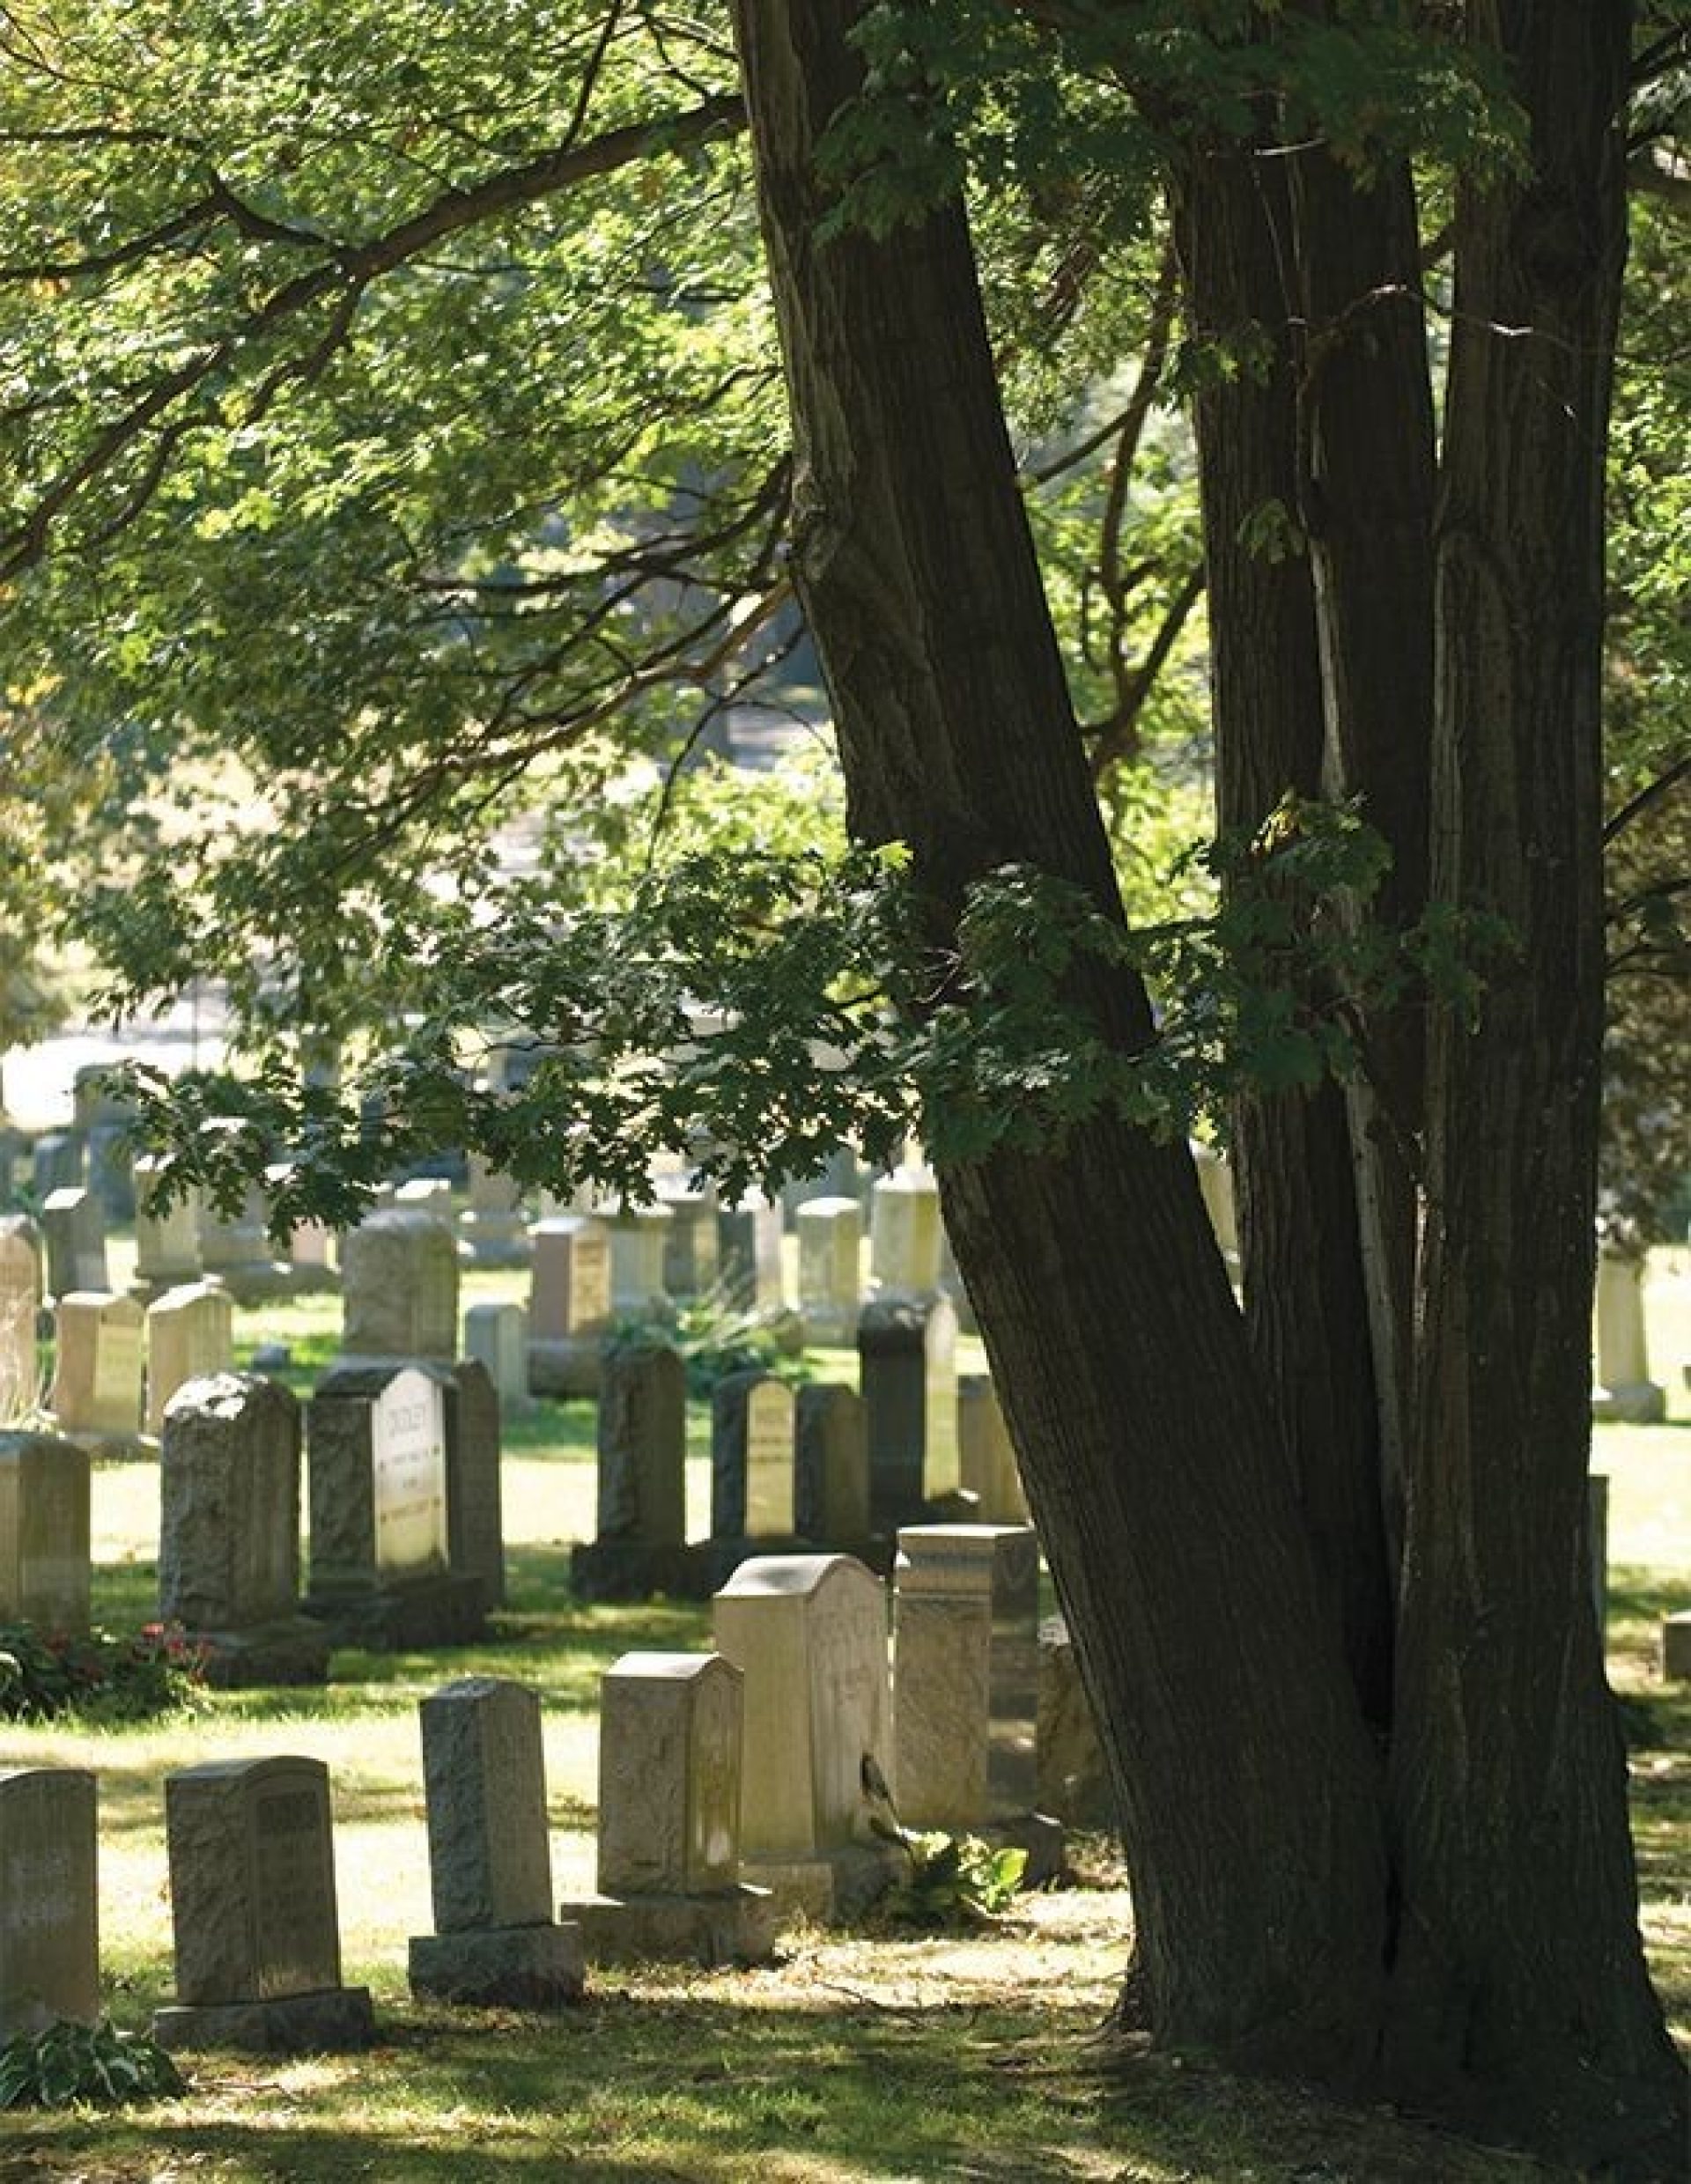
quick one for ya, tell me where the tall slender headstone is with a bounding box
[713,1555,898,1917]
[133,1157,204,1293]
[796,1198,861,1346]
[711,1371,797,1541]
[340,1207,458,1364]
[153,1756,376,2052]
[464,1299,534,1417]
[40,1187,107,1302]
[1592,1245,1665,1423]
[869,1169,942,1298]
[608,1204,672,1318]
[892,1524,1040,1832]
[0,1431,90,1634]
[528,1215,613,1397]
[0,1768,100,2039]
[439,1358,506,1611]
[794,1383,870,1545]
[717,1193,786,1312]
[570,1344,689,1600]
[159,1374,328,1686]
[957,1376,1029,1524]
[408,1678,584,2005]
[858,1295,960,1531]
[558,1653,775,1964]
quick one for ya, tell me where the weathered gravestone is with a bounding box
[408,1678,584,2006]
[154,1756,375,2052]
[0,1768,99,2039]
[710,1371,798,1543]
[570,1343,689,1601]
[132,1156,203,1293]
[558,1652,776,1965]
[527,1216,613,1398]
[159,1374,328,1686]
[658,1187,718,1303]
[339,1207,459,1363]
[0,1218,41,1423]
[464,1298,534,1418]
[145,1281,234,1436]
[197,1183,292,1305]
[712,1555,899,1918]
[1591,1244,1666,1423]
[869,1169,942,1298]
[31,1133,84,1201]
[0,1431,90,1634]
[1036,1614,1115,1830]
[458,1153,531,1269]
[49,1292,144,1443]
[717,1193,786,1312]
[305,1365,484,1646]
[608,1203,672,1317]
[892,1524,1048,1859]
[439,1358,506,1612]
[858,1295,961,1533]
[40,1187,107,1302]
[75,1068,137,1223]
[795,1383,872,1547]
[796,1197,861,1346]
[957,1376,1029,1525]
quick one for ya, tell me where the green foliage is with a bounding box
[876,1829,1030,1929]
[0,1621,211,1724]
[609,1284,808,1399]
[0,2019,185,2111]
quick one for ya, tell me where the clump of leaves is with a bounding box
[876,1829,1029,1930]
[611,1283,807,1399]
[0,1620,211,1723]
[0,2019,186,2110]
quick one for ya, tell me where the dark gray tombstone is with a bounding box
[857,1295,959,1533]
[40,1187,107,1301]
[710,1369,798,1541]
[794,1383,871,1545]
[438,1358,506,1611]
[568,1344,690,1601]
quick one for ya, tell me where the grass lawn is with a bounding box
[1,1254,1687,2181]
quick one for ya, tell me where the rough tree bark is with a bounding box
[1385,4,1687,2165]
[731,0,1388,2079]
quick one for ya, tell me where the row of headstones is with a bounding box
[0,1358,498,1672]
[0,1531,1045,2052]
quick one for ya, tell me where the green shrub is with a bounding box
[0,1620,210,1723]
[876,1830,1029,1930]
[0,2018,186,2110]
[611,1284,807,1399]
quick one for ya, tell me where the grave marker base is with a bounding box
[741,1843,904,1925]
[190,1618,332,1689]
[303,1571,486,1650]
[557,1885,778,1967]
[408,1922,585,2008]
[153,1984,375,2055]
[1591,1379,1667,1425]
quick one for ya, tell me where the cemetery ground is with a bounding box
[3,1266,1688,2183]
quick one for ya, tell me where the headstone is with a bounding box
[1037,1615,1114,1829]
[305,1364,484,1647]
[608,1204,672,1318]
[869,1169,942,1297]
[858,1295,960,1531]
[407,1678,583,2006]
[558,1652,775,1965]
[198,1183,292,1305]
[440,1359,506,1611]
[340,1208,458,1363]
[1592,1246,1665,1423]
[711,1371,797,1540]
[133,1156,203,1291]
[713,1556,898,1918]
[528,1216,613,1397]
[717,1193,786,1312]
[464,1298,534,1417]
[957,1376,1029,1524]
[287,1218,338,1288]
[568,1343,690,1603]
[779,1145,863,1221]
[49,1290,144,1441]
[0,1431,90,1634]
[0,1218,42,1423]
[659,1188,719,1302]
[153,1756,375,2053]
[40,1187,107,1301]
[145,1281,234,1436]
[892,1524,1040,1831]
[794,1383,871,1545]
[796,1198,861,1346]
[0,1768,99,2039]
[458,1154,531,1269]
[85,1121,137,1224]
[1661,1612,1691,1682]
[159,1374,328,1686]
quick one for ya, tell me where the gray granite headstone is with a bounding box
[0,1767,99,2038]
[794,1383,870,1544]
[595,1345,686,1546]
[0,1431,91,1634]
[41,1187,107,1301]
[339,1208,458,1362]
[858,1295,959,1532]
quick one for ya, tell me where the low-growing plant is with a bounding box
[611,1281,808,1398]
[0,2018,186,2110]
[0,1620,210,1723]
[875,1829,1030,1929]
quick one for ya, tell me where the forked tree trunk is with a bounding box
[1170,136,1395,1730]
[1385,4,1687,2167]
[730,0,1388,2077]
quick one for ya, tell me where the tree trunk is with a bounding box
[1170,137,1395,1730]
[730,0,1388,2077]
[1385,4,1687,2168]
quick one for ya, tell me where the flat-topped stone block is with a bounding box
[0,1767,99,2039]
[0,1431,91,1634]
